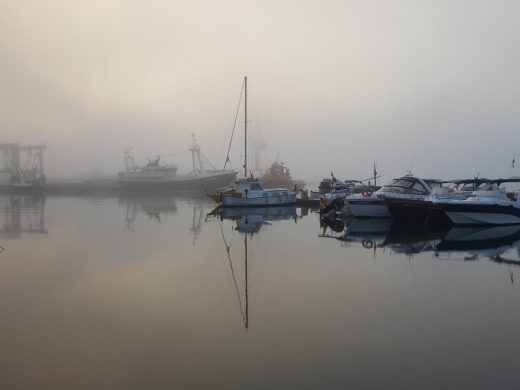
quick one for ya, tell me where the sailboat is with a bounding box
[209,77,297,207]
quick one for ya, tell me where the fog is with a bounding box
[1,0,520,183]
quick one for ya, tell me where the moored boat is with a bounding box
[118,137,237,192]
[217,177,297,207]
[260,161,305,190]
[346,175,443,218]
[433,186,520,226]
[209,77,297,208]
[385,178,520,226]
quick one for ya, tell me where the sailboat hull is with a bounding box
[221,191,297,207]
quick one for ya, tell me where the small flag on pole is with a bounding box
[512,156,516,169]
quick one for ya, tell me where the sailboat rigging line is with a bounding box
[223,79,245,172]
[218,222,247,325]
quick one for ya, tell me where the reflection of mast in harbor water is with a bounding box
[244,234,249,329]
[213,206,298,330]
[190,202,204,245]
[217,221,249,329]
[0,195,46,237]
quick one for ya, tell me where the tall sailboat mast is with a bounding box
[244,76,248,177]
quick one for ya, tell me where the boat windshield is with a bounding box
[250,182,263,190]
[384,178,428,194]
[425,180,442,189]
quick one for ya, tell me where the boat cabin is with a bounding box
[235,177,265,193]
[384,176,441,194]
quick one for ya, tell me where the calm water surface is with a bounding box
[1,194,519,389]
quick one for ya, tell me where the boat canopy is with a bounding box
[384,177,432,194]
[445,178,520,185]
[235,177,264,192]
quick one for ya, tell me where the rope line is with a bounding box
[223,79,245,171]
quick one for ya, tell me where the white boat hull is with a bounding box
[435,195,520,226]
[446,211,520,226]
[221,191,297,207]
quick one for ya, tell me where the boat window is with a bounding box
[425,181,442,189]
[250,182,263,190]
[411,182,428,193]
[386,178,415,189]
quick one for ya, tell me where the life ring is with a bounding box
[362,240,374,249]
[362,191,373,197]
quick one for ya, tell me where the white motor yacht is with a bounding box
[433,185,520,226]
[346,176,442,218]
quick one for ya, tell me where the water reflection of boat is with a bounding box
[121,195,178,216]
[331,218,445,254]
[218,206,298,234]
[320,214,346,236]
[323,215,520,268]
[345,218,393,241]
[433,225,520,255]
[210,205,299,329]
[121,194,206,244]
[120,195,178,230]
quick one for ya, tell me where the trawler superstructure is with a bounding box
[118,137,237,192]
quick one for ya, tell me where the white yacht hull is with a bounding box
[435,197,520,226]
[446,211,520,226]
[221,191,297,207]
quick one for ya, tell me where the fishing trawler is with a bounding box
[118,136,237,192]
[260,161,305,189]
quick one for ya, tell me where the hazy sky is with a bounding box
[1,0,520,182]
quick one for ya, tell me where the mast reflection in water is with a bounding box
[210,206,299,329]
